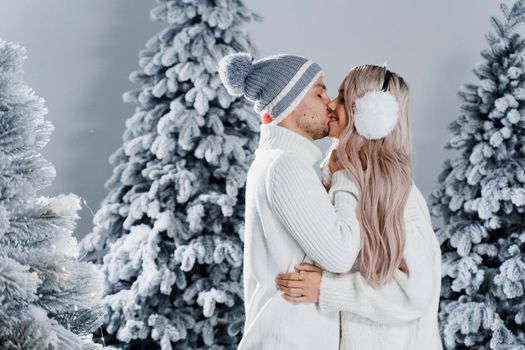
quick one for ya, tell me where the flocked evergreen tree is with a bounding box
[0,39,106,349]
[79,0,260,348]
[429,1,525,348]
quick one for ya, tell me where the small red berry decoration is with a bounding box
[262,113,272,124]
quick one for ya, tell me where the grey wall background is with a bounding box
[0,0,515,238]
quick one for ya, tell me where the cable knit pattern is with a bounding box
[318,161,443,350]
[238,123,361,350]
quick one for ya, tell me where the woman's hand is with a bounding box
[328,149,343,173]
[276,263,323,303]
[321,161,332,192]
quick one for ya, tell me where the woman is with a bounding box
[276,65,443,349]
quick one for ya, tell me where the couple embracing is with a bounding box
[218,53,443,350]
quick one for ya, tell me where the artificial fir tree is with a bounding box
[0,39,106,349]
[429,1,525,348]
[80,0,260,348]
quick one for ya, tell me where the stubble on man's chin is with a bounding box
[309,126,329,140]
[297,115,329,140]
[318,126,330,139]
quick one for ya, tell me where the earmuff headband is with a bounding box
[381,69,392,92]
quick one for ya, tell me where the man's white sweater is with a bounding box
[238,123,361,350]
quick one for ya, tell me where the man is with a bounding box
[218,53,360,350]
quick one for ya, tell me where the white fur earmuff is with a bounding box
[353,90,400,140]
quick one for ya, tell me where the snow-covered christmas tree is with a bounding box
[80,0,260,348]
[429,1,525,348]
[0,39,106,350]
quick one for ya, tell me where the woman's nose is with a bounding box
[327,99,336,111]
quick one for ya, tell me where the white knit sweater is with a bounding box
[319,147,443,350]
[238,124,362,350]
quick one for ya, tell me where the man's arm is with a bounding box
[318,222,441,324]
[267,153,361,273]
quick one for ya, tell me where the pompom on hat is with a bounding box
[353,68,401,140]
[217,52,253,97]
[218,52,324,125]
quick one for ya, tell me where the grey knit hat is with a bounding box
[218,52,324,125]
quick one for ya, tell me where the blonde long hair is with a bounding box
[335,64,413,287]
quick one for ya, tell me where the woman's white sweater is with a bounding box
[319,145,444,350]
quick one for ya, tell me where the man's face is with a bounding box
[288,77,332,140]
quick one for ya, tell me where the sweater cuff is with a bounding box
[318,272,353,312]
[329,170,359,202]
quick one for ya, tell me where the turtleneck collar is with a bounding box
[256,123,322,166]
